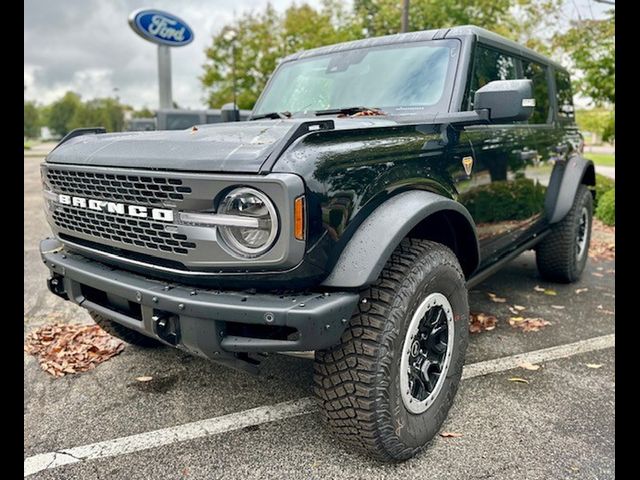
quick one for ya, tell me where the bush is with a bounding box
[595,188,615,226]
[594,173,615,209]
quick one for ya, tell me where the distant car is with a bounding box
[125,118,157,131]
[156,108,251,130]
[40,25,593,461]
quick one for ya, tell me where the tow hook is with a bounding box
[47,274,68,300]
[152,312,180,346]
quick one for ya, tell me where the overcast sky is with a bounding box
[24,0,610,110]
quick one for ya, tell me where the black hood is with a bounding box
[46,120,301,173]
[45,117,402,173]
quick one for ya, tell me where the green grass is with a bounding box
[584,152,615,167]
[24,141,32,150]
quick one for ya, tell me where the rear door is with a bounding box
[513,58,561,241]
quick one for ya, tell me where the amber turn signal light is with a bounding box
[294,196,305,240]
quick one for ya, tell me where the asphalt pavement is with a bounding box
[24,154,615,479]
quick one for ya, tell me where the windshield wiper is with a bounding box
[314,106,384,117]
[250,111,292,120]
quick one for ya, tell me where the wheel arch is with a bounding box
[320,190,480,289]
[546,155,596,224]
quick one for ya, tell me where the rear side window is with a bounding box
[521,60,551,124]
[555,70,575,124]
[467,45,517,110]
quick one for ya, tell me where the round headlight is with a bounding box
[218,187,278,257]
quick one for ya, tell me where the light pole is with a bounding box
[401,0,410,33]
[224,29,238,108]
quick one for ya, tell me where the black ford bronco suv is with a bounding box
[40,25,594,461]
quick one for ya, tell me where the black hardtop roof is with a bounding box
[281,25,566,72]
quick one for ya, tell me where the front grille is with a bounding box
[52,205,196,255]
[45,168,192,206]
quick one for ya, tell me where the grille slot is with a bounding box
[52,206,196,255]
[45,168,192,206]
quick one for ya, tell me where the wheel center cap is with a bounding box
[410,340,421,357]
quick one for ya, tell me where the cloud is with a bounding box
[24,0,324,109]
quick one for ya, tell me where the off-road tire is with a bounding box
[89,311,163,348]
[313,238,469,461]
[536,185,593,283]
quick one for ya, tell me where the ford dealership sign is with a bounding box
[128,9,194,47]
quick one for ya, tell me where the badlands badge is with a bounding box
[462,156,474,175]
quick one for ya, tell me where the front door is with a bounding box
[454,44,556,268]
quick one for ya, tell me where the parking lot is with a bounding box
[24,153,615,479]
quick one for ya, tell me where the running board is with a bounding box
[466,230,550,290]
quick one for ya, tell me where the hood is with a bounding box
[46,117,403,174]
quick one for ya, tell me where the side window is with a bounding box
[521,60,551,124]
[555,69,575,125]
[467,45,517,110]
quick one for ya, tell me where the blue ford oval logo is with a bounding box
[128,9,194,47]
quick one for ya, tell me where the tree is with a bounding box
[24,101,40,139]
[575,108,614,142]
[353,0,562,46]
[201,1,359,109]
[68,98,125,133]
[553,9,614,106]
[133,107,155,118]
[48,91,81,136]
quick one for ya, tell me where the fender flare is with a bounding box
[321,190,480,288]
[546,155,596,224]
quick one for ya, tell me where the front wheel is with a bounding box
[313,239,469,461]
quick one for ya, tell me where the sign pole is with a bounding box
[157,45,173,109]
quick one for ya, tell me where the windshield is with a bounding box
[253,39,460,117]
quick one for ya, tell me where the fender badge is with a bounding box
[462,156,474,175]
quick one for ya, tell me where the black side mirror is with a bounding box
[221,103,240,122]
[474,79,534,123]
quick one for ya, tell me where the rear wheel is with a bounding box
[89,311,163,348]
[536,185,593,283]
[314,239,469,461]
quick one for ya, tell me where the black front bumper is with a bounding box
[40,239,358,367]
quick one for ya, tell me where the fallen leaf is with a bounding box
[585,363,603,369]
[543,289,557,296]
[24,322,125,377]
[469,312,497,333]
[440,432,463,438]
[487,292,506,303]
[534,285,545,292]
[575,288,589,294]
[513,305,526,311]
[508,317,551,332]
[135,376,153,382]
[508,377,530,384]
[592,272,604,277]
[551,305,565,309]
[518,362,541,371]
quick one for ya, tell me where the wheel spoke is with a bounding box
[402,294,454,412]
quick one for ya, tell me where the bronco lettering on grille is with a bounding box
[58,194,174,222]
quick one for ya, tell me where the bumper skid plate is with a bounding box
[40,238,359,370]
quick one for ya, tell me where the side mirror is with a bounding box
[474,79,534,123]
[221,103,240,122]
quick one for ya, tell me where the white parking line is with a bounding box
[24,334,615,477]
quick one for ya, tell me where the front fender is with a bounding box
[321,190,480,288]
